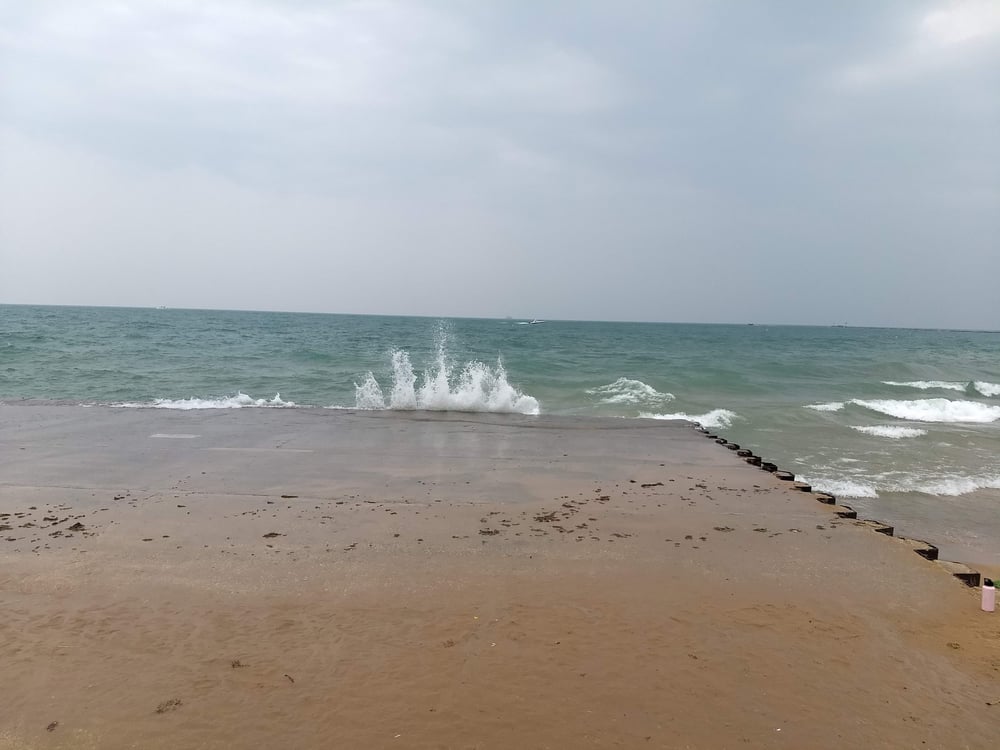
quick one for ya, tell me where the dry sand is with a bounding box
[1,406,998,749]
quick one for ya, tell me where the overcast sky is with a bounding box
[1,1,998,328]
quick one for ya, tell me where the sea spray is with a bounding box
[354,347,539,415]
[389,349,417,409]
[354,374,386,410]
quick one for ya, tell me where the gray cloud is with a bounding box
[2,0,998,327]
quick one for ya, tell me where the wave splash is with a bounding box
[355,347,539,415]
[118,392,296,409]
[587,378,674,406]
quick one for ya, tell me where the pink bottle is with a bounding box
[983,578,996,613]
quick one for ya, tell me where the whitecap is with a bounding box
[850,425,927,438]
[974,381,1000,397]
[882,380,967,392]
[850,398,1000,423]
[804,402,845,412]
[586,378,674,406]
[640,408,738,430]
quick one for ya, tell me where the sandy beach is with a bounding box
[1,406,998,749]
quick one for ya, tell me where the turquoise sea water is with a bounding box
[3,305,1000,562]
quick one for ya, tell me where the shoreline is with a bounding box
[691,425,987,584]
[3,399,995,568]
[2,406,998,748]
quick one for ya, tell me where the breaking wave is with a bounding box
[902,474,1000,496]
[118,392,296,409]
[850,425,927,438]
[640,408,738,430]
[883,380,1000,398]
[801,472,1000,498]
[850,398,1000,423]
[804,401,845,412]
[974,381,1000,397]
[586,378,674,406]
[882,380,966,392]
[354,347,539,415]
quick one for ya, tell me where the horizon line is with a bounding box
[1,301,998,335]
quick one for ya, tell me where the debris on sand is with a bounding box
[155,698,182,714]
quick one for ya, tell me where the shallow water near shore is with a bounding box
[3,304,999,563]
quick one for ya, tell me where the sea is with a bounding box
[3,304,999,565]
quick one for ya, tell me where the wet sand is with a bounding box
[1,405,998,749]
[843,487,1000,570]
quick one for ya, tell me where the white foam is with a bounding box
[804,477,879,498]
[118,392,296,409]
[901,474,1000,496]
[850,425,928,438]
[974,381,1000,397]
[586,378,674,406]
[882,380,966,392]
[640,408,738,430]
[804,402,845,412]
[354,347,540,415]
[804,471,1000,499]
[851,398,1000,423]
